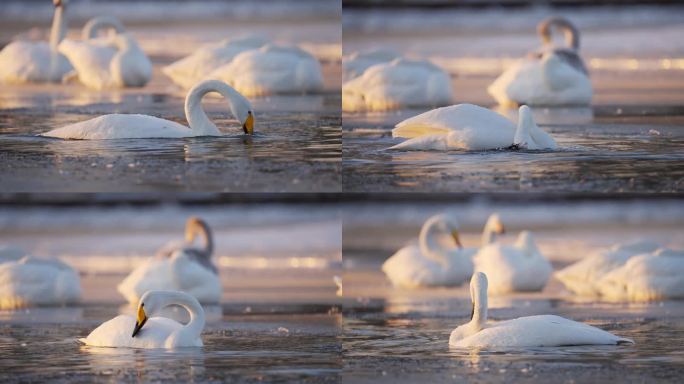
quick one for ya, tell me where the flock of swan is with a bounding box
[0,0,324,140]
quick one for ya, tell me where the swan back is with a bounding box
[393,104,515,139]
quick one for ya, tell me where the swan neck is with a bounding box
[163,292,205,338]
[185,81,243,136]
[419,220,449,267]
[538,17,580,50]
[470,280,488,330]
[49,5,67,50]
[82,16,125,40]
[481,222,498,246]
[194,220,214,256]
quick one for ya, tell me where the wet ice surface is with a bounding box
[343,106,684,192]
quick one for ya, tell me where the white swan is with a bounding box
[163,36,267,89]
[206,44,324,97]
[80,290,205,348]
[0,0,73,84]
[449,272,634,348]
[473,231,552,294]
[342,49,400,81]
[555,240,660,296]
[342,58,453,112]
[40,79,254,139]
[118,217,221,304]
[58,16,152,89]
[0,255,81,309]
[382,213,504,288]
[596,248,684,302]
[488,17,592,107]
[391,104,556,151]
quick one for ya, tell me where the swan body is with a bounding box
[555,240,660,296]
[449,272,633,348]
[163,36,267,89]
[40,79,254,139]
[383,214,472,288]
[81,290,205,348]
[342,58,453,112]
[0,1,72,84]
[488,17,592,107]
[0,245,26,261]
[342,49,400,81]
[0,256,81,309]
[596,248,684,302]
[118,217,221,304]
[391,104,556,151]
[473,231,552,294]
[207,44,324,97]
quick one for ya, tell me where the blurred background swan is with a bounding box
[488,17,592,107]
[342,48,399,82]
[118,217,221,305]
[342,57,453,112]
[58,16,152,89]
[0,250,81,309]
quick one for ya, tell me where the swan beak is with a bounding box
[451,230,463,249]
[497,223,506,235]
[242,112,254,135]
[185,218,198,242]
[53,0,63,7]
[132,305,148,338]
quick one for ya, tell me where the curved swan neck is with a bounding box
[49,3,67,50]
[160,291,205,338]
[187,218,214,256]
[419,218,449,267]
[538,17,580,51]
[185,80,249,136]
[470,273,488,330]
[481,215,502,246]
[82,16,125,40]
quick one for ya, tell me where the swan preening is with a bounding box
[488,17,592,107]
[0,252,82,309]
[118,217,222,304]
[382,213,504,288]
[449,272,634,348]
[391,104,557,151]
[40,79,254,139]
[342,57,453,112]
[81,290,205,348]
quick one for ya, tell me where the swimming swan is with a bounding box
[382,213,504,288]
[58,16,152,89]
[342,58,453,112]
[488,17,592,107]
[449,272,634,348]
[80,290,205,348]
[473,231,552,294]
[163,36,268,89]
[40,79,254,139]
[391,104,556,151]
[555,240,660,297]
[0,0,73,84]
[206,44,324,97]
[0,255,81,309]
[118,217,221,304]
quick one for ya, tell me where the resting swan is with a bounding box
[449,272,634,348]
[0,0,73,84]
[382,213,504,288]
[342,48,400,81]
[118,217,221,304]
[488,17,592,107]
[58,16,152,89]
[391,104,556,151]
[80,290,205,348]
[0,255,81,309]
[473,231,552,294]
[40,79,254,139]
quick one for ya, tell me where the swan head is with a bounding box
[485,214,505,235]
[424,214,462,249]
[53,0,68,7]
[185,217,210,243]
[132,290,180,337]
[243,111,254,135]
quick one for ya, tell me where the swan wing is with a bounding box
[170,252,221,303]
[382,244,445,288]
[82,315,182,348]
[390,133,449,151]
[117,258,175,304]
[0,41,72,83]
[393,104,515,139]
[597,252,684,301]
[59,39,117,89]
[40,114,193,140]
[0,257,81,308]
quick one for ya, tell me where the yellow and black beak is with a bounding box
[498,223,506,235]
[451,229,463,249]
[132,304,148,338]
[242,111,254,135]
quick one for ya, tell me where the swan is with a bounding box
[596,248,684,302]
[343,58,453,112]
[473,231,552,294]
[382,213,504,288]
[206,44,324,97]
[163,36,267,89]
[555,240,660,296]
[391,104,557,151]
[488,17,592,107]
[58,16,152,89]
[342,48,400,81]
[449,272,634,348]
[0,245,26,261]
[39,79,254,139]
[118,217,221,304]
[0,0,73,84]
[0,255,81,309]
[80,290,205,348]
